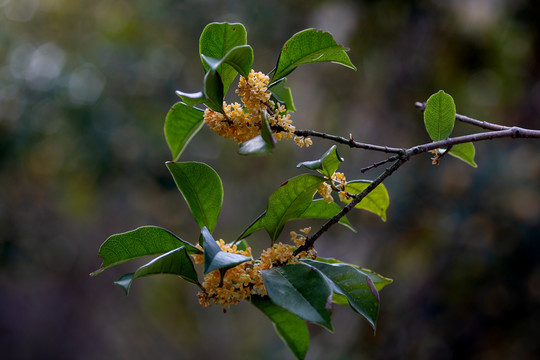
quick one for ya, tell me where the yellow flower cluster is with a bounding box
[317,172,349,203]
[194,229,315,308]
[317,182,333,203]
[236,70,271,111]
[332,172,349,201]
[203,69,311,147]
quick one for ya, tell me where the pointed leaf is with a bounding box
[238,110,275,155]
[251,296,309,360]
[340,180,389,221]
[424,90,456,141]
[272,29,356,82]
[297,145,343,178]
[237,198,355,241]
[237,211,266,240]
[262,264,333,330]
[164,102,205,161]
[166,161,223,232]
[269,78,296,112]
[114,246,200,295]
[313,258,393,291]
[263,174,325,243]
[200,22,247,94]
[302,259,381,330]
[201,227,250,275]
[175,91,206,106]
[449,142,477,167]
[91,226,200,276]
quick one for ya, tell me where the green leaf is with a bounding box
[424,90,456,141]
[238,110,275,155]
[201,226,250,275]
[299,199,355,232]
[175,91,206,107]
[90,226,200,276]
[166,161,223,232]
[263,174,325,243]
[202,69,224,112]
[313,258,393,291]
[297,145,343,178]
[251,296,309,360]
[200,22,247,94]
[262,264,333,331]
[202,45,253,78]
[236,199,354,241]
[449,142,477,168]
[164,102,205,161]
[114,246,200,295]
[340,180,389,221]
[272,29,356,82]
[302,259,380,330]
[236,211,266,240]
[269,78,296,112]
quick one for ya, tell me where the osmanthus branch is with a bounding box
[294,113,540,256]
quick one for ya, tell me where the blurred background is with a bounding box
[1,0,540,359]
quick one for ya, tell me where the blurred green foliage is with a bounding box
[1,0,540,359]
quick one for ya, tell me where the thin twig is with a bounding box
[293,129,403,154]
[415,101,509,131]
[360,155,400,173]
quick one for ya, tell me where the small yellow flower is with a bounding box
[317,182,333,203]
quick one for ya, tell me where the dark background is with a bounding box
[2,1,540,359]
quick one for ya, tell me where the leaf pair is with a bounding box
[255,259,392,359]
[424,90,477,167]
[90,226,201,294]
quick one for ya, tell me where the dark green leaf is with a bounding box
[269,78,296,112]
[272,29,356,82]
[202,69,224,112]
[199,22,247,94]
[90,226,200,276]
[263,174,325,243]
[262,264,333,330]
[114,246,200,295]
[201,226,251,275]
[164,102,205,161]
[175,91,206,106]
[302,259,380,330]
[297,145,343,178]
[424,90,456,141]
[251,296,309,360]
[238,110,275,155]
[340,180,389,221]
[166,161,223,232]
[449,142,477,168]
[313,258,393,291]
